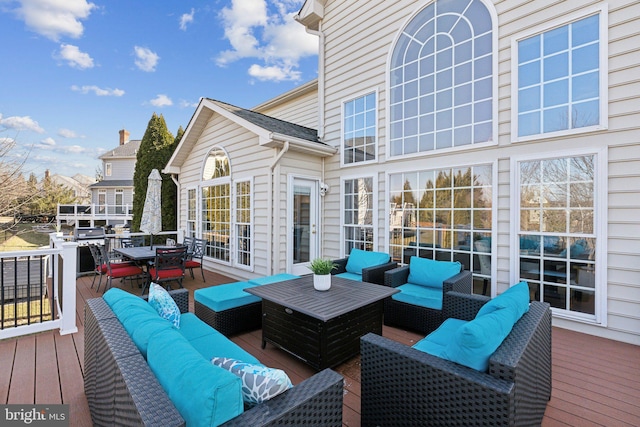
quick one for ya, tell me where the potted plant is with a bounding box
[308,258,337,291]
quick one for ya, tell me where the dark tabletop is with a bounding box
[114,246,160,261]
[245,275,398,322]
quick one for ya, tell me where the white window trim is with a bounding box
[185,186,199,238]
[233,177,254,272]
[509,146,608,326]
[340,88,379,168]
[339,174,378,257]
[384,0,500,161]
[510,4,609,143]
[105,163,112,177]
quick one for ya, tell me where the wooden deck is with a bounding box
[1,270,639,426]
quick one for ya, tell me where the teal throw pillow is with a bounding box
[211,357,293,405]
[148,283,181,328]
[345,248,390,274]
[476,280,530,321]
[407,257,461,289]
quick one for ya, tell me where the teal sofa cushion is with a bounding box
[130,315,173,358]
[476,280,530,321]
[345,248,390,274]
[412,318,468,356]
[335,272,363,282]
[104,288,157,318]
[179,313,261,364]
[392,283,443,310]
[406,257,461,289]
[443,305,519,371]
[248,273,299,286]
[194,282,260,312]
[147,328,244,427]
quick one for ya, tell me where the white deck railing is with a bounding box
[0,235,78,340]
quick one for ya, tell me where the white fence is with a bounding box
[0,236,78,340]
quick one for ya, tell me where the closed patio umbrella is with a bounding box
[140,169,162,248]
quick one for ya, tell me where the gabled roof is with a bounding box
[164,98,336,174]
[99,139,141,160]
[295,0,325,31]
[89,180,134,188]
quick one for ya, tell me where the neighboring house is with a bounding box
[59,130,138,228]
[50,173,96,204]
[164,1,639,346]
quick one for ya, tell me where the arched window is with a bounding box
[201,148,231,262]
[389,0,494,156]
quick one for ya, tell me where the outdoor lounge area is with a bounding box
[1,270,639,426]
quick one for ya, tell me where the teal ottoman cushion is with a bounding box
[194,282,260,312]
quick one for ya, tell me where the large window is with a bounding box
[343,92,376,164]
[517,154,598,317]
[515,13,603,139]
[201,148,230,262]
[343,177,374,254]
[389,0,494,156]
[98,190,106,214]
[115,189,124,214]
[235,180,252,268]
[389,165,493,295]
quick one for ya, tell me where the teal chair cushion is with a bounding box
[147,328,244,427]
[406,257,461,289]
[194,282,260,312]
[335,272,363,282]
[179,313,261,364]
[392,283,443,310]
[476,280,530,321]
[345,248,390,274]
[443,304,519,371]
[412,318,468,356]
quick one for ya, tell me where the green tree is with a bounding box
[132,114,179,232]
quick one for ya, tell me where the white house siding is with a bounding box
[103,158,136,181]
[254,84,319,129]
[312,0,639,344]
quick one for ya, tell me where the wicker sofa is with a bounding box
[361,291,552,426]
[331,248,397,285]
[383,257,473,334]
[84,288,344,426]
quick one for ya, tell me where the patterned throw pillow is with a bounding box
[148,283,181,328]
[211,357,292,405]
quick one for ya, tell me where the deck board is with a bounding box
[1,270,638,426]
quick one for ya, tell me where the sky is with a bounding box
[0,0,318,179]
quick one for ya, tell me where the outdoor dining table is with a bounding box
[113,245,159,262]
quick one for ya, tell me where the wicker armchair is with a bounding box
[331,249,397,285]
[361,294,552,427]
[383,263,473,334]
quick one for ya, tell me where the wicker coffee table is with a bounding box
[245,275,398,370]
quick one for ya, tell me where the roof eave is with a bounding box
[266,133,337,158]
[294,0,325,31]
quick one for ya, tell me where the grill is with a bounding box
[75,227,105,275]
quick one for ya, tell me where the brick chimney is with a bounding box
[119,129,130,145]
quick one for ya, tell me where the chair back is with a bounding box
[474,240,491,275]
[88,243,103,268]
[191,238,206,261]
[183,236,195,255]
[152,246,187,281]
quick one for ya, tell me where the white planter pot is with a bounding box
[313,274,331,291]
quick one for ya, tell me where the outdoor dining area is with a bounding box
[1,251,638,426]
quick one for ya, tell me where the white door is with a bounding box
[290,177,319,275]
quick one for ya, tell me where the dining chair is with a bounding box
[144,246,188,294]
[185,238,206,282]
[98,245,146,293]
[88,243,105,289]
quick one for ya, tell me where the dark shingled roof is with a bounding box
[206,99,319,143]
[99,139,141,159]
[89,180,133,188]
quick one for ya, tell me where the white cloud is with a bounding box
[58,128,78,138]
[16,0,96,41]
[179,99,199,109]
[71,85,125,96]
[179,8,195,31]
[57,43,94,69]
[134,46,159,72]
[0,114,45,133]
[39,137,56,146]
[216,0,317,82]
[150,94,173,107]
[0,137,16,144]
